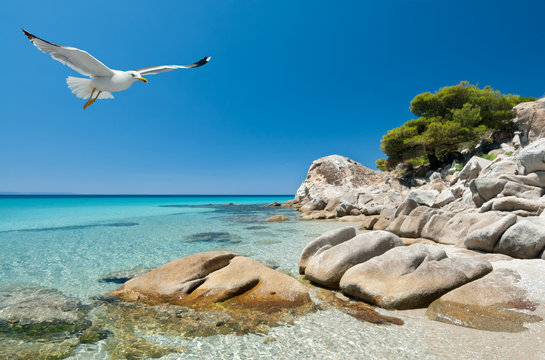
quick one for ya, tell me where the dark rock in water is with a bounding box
[0,286,91,359]
[99,267,151,284]
[184,232,242,244]
[105,222,139,227]
[245,225,268,230]
[265,202,282,207]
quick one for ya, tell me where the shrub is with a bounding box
[379,82,535,170]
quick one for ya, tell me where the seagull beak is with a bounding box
[138,77,148,83]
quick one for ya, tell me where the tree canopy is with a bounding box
[377,82,535,170]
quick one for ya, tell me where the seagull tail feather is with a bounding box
[66,77,114,100]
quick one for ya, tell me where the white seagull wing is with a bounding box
[23,29,114,77]
[134,57,211,75]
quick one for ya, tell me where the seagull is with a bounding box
[22,29,210,109]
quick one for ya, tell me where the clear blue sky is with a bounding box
[1,1,544,194]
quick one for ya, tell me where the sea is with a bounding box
[2,195,524,359]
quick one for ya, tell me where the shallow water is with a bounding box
[1,196,544,360]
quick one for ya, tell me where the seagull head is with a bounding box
[127,71,148,83]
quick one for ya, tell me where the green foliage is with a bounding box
[479,153,497,161]
[505,151,513,156]
[376,158,388,171]
[379,82,535,170]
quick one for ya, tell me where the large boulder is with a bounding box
[457,156,492,181]
[304,231,402,289]
[516,138,545,173]
[110,252,311,309]
[512,98,545,143]
[398,206,437,238]
[294,155,388,205]
[427,268,542,332]
[463,214,517,252]
[407,189,439,207]
[495,218,545,258]
[429,212,504,245]
[298,227,356,274]
[339,244,492,309]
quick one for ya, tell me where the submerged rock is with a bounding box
[266,215,288,222]
[427,268,542,332]
[0,286,92,360]
[99,267,152,284]
[339,244,493,309]
[183,231,242,244]
[110,251,311,309]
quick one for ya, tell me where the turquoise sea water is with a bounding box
[1,195,347,301]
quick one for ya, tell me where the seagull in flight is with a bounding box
[22,29,210,109]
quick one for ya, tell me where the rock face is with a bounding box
[304,231,402,289]
[339,244,493,309]
[266,215,288,222]
[294,155,388,205]
[427,268,542,332]
[111,252,311,309]
[516,138,545,173]
[298,227,356,274]
[512,98,545,143]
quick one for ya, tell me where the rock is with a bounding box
[379,206,397,220]
[266,215,288,222]
[300,210,327,220]
[360,215,379,230]
[398,206,437,238]
[337,215,366,222]
[421,214,450,242]
[373,216,391,230]
[471,178,507,201]
[500,171,545,188]
[512,98,545,142]
[386,215,407,234]
[501,181,544,199]
[407,189,439,207]
[300,199,326,212]
[423,212,504,245]
[304,231,402,288]
[99,267,151,284]
[362,203,383,216]
[111,252,311,309]
[479,196,545,215]
[458,156,491,181]
[516,138,545,173]
[281,199,298,207]
[299,227,356,274]
[183,232,242,244]
[339,244,492,309]
[433,190,455,207]
[427,268,542,332]
[495,218,545,258]
[394,198,418,218]
[0,286,88,327]
[294,155,389,206]
[266,202,282,207]
[479,158,520,178]
[463,214,517,252]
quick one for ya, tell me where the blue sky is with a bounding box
[1,1,544,194]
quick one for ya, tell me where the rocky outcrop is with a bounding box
[303,231,402,289]
[339,244,493,309]
[464,214,517,252]
[111,252,311,309]
[427,268,542,332]
[512,98,545,143]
